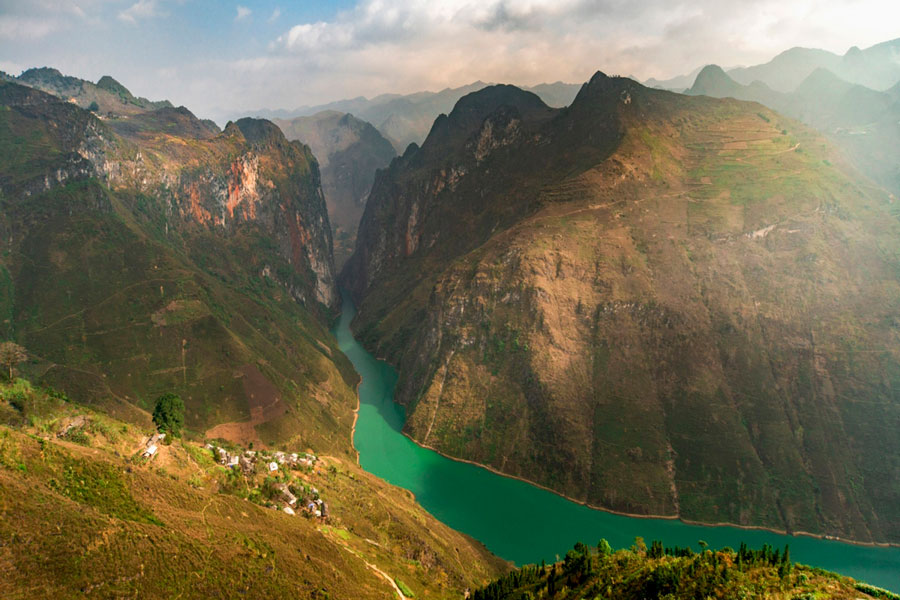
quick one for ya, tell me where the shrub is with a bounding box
[395,580,415,598]
[63,427,91,446]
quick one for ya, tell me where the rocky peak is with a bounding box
[234,117,287,147]
[96,75,132,97]
[19,67,67,83]
[222,121,246,140]
[445,84,548,132]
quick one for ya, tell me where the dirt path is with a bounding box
[27,277,186,334]
[322,528,407,600]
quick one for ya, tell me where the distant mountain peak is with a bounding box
[689,64,741,96]
[449,84,546,119]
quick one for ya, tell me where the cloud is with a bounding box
[6,0,896,120]
[0,0,92,40]
[0,15,64,39]
[118,0,167,24]
[258,0,900,101]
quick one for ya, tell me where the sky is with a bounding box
[0,0,898,121]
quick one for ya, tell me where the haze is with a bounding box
[1,0,898,123]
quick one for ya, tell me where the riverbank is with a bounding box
[403,431,900,551]
[336,292,900,592]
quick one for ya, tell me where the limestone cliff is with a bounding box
[0,80,347,452]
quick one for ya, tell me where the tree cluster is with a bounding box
[151,393,185,437]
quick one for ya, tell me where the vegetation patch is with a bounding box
[47,452,162,525]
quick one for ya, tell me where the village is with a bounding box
[139,433,328,519]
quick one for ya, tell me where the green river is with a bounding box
[334,292,900,592]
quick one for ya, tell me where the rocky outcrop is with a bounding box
[0,81,337,313]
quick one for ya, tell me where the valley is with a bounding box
[2,14,900,596]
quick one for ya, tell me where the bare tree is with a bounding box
[0,342,27,381]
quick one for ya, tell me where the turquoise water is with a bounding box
[334,291,900,592]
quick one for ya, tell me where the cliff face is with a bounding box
[100,116,338,310]
[0,80,348,452]
[342,76,900,543]
[275,111,397,269]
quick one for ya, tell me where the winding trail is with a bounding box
[323,530,407,600]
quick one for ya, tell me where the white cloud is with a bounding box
[118,0,167,24]
[256,0,900,103]
[6,0,895,119]
[0,15,64,39]
[0,0,94,40]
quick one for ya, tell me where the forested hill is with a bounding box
[473,540,898,600]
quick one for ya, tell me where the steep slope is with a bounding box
[687,65,900,195]
[0,80,350,454]
[343,75,900,543]
[0,380,507,599]
[275,111,397,268]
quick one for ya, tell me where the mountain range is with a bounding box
[0,77,358,453]
[646,37,900,93]
[240,80,582,153]
[687,63,900,195]
[0,74,508,598]
[4,34,900,597]
[343,73,900,544]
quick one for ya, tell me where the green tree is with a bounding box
[87,101,99,112]
[597,539,613,558]
[152,393,185,437]
[0,341,27,381]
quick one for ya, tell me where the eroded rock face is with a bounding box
[2,86,340,315]
[343,78,900,543]
[105,138,338,311]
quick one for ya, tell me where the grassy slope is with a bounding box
[345,78,900,542]
[0,380,508,599]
